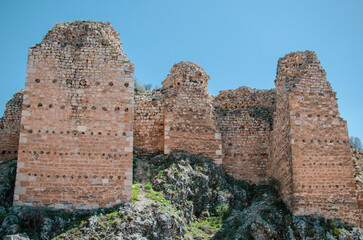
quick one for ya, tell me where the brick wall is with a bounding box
[3,28,359,225]
[0,90,23,161]
[268,63,295,207]
[213,87,275,184]
[13,21,134,210]
[134,90,164,153]
[273,51,360,225]
[162,62,223,164]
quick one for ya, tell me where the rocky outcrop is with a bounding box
[0,152,362,239]
[0,159,17,207]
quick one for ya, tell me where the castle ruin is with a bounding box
[13,21,134,209]
[0,21,361,225]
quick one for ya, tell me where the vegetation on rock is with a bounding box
[0,152,362,239]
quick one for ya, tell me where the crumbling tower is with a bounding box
[213,87,275,184]
[269,51,359,225]
[13,21,134,209]
[162,62,223,164]
[0,90,23,161]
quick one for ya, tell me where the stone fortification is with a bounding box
[270,51,359,225]
[213,87,275,184]
[13,21,134,209]
[162,62,223,163]
[0,90,23,161]
[132,52,360,225]
[134,89,164,153]
[134,62,223,163]
[0,21,359,225]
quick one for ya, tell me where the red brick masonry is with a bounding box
[0,21,359,225]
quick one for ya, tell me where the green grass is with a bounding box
[105,211,118,217]
[145,181,152,190]
[186,215,223,239]
[144,183,181,216]
[132,184,141,203]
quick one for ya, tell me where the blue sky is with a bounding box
[0,0,362,140]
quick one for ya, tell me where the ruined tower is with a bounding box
[162,62,223,164]
[0,90,23,161]
[269,51,360,225]
[213,87,275,184]
[13,21,134,209]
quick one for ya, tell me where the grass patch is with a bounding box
[132,184,141,203]
[186,215,223,239]
[144,183,181,216]
[145,181,152,190]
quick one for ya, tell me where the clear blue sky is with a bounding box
[0,0,362,140]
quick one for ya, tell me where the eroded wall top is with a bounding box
[162,61,210,91]
[41,21,125,53]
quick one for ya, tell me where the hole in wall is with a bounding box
[35,79,40,83]
[79,79,87,86]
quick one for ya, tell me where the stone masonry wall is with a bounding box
[352,148,363,224]
[274,51,360,225]
[14,21,134,210]
[162,62,223,164]
[134,89,164,153]
[268,66,295,208]
[213,87,275,184]
[2,31,360,226]
[0,90,24,161]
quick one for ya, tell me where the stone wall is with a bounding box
[162,62,223,164]
[14,21,134,209]
[273,51,360,225]
[134,89,164,153]
[268,61,296,208]
[352,148,363,224]
[0,90,23,161]
[213,87,275,184]
[2,27,360,225]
